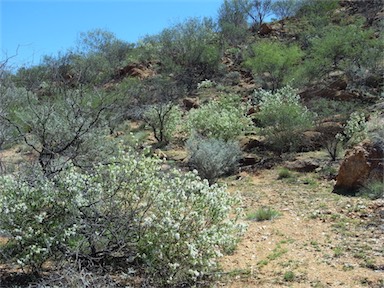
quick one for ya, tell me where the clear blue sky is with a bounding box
[1,0,223,69]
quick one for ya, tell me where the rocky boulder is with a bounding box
[258,23,273,36]
[182,97,200,110]
[334,140,384,195]
[115,63,154,80]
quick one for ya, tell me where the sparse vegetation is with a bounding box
[1,0,384,286]
[247,207,281,221]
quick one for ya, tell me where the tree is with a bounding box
[144,17,221,90]
[0,86,116,176]
[250,0,273,28]
[218,0,251,45]
[302,20,381,82]
[272,0,301,20]
[244,40,303,91]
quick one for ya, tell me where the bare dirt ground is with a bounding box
[216,168,384,288]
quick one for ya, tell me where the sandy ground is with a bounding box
[215,169,384,288]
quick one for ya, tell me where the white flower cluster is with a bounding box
[197,79,216,89]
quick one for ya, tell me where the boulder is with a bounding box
[300,131,323,151]
[115,63,154,80]
[329,78,348,90]
[240,154,260,166]
[334,140,384,194]
[258,23,273,36]
[182,97,200,110]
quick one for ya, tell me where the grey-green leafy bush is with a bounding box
[0,171,79,272]
[0,149,245,286]
[254,86,314,152]
[186,95,252,141]
[2,88,116,176]
[186,135,242,184]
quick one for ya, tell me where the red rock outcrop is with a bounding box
[334,140,384,194]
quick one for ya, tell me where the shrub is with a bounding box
[244,41,303,91]
[302,20,381,82]
[0,171,79,272]
[357,180,384,200]
[142,103,182,145]
[336,112,368,148]
[277,167,292,179]
[186,135,242,184]
[218,0,250,45]
[254,86,314,153]
[144,17,221,90]
[186,97,252,141]
[197,79,216,89]
[0,149,245,286]
[283,270,295,282]
[247,207,281,221]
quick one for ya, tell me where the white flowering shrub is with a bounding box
[197,79,216,89]
[254,86,314,152]
[186,98,252,141]
[336,112,368,148]
[0,149,245,286]
[0,172,79,272]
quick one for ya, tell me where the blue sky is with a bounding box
[1,0,223,69]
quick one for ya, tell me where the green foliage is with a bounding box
[272,0,301,20]
[357,180,384,200]
[0,171,79,272]
[283,270,295,282]
[144,17,221,90]
[186,135,242,184]
[218,0,251,45]
[247,207,281,221]
[142,103,182,145]
[254,86,314,152]
[336,112,368,148]
[302,20,380,82]
[186,95,252,141]
[297,0,339,18]
[277,167,293,179]
[244,41,303,91]
[6,88,116,175]
[0,149,245,286]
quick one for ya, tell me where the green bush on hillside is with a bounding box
[244,41,303,91]
[186,95,252,141]
[254,86,314,152]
